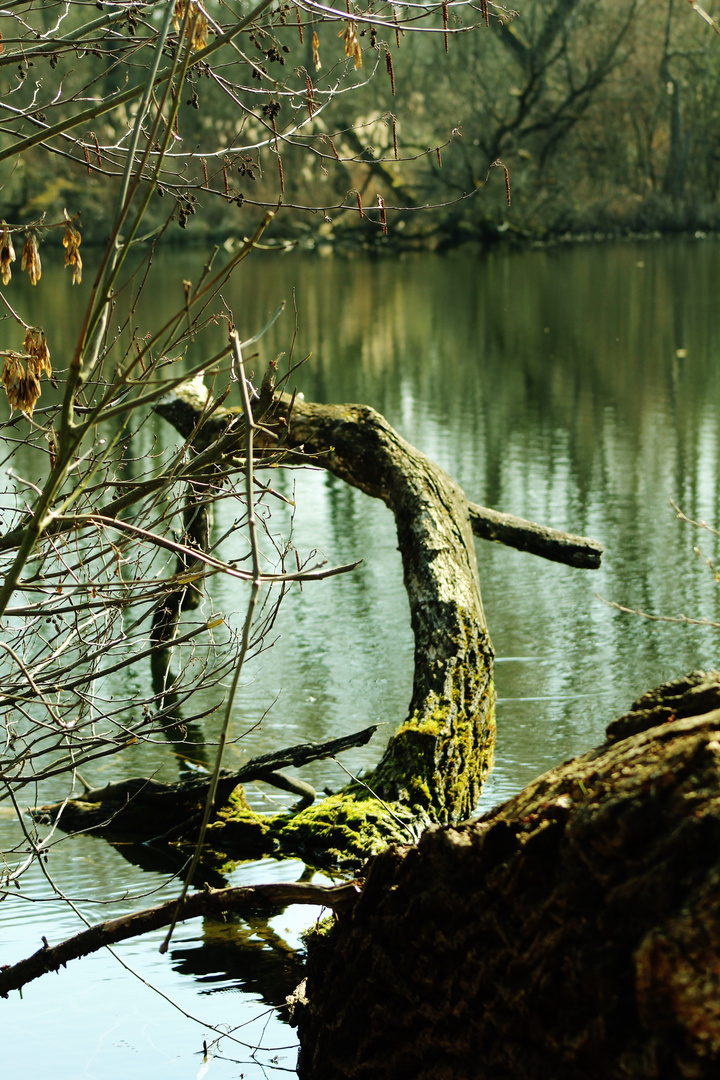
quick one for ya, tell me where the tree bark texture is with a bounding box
[292,671,720,1080]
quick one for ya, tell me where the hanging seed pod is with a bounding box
[385,50,395,96]
[190,7,208,51]
[0,224,16,286]
[62,211,82,284]
[173,0,186,32]
[2,353,33,414]
[341,21,362,69]
[312,30,321,70]
[377,195,388,236]
[2,327,50,417]
[21,232,41,286]
[24,328,52,391]
[173,0,207,51]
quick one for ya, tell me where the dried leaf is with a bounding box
[21,231,41,286]
[62,211,82,285]
[312,30,321,70]
[0,224,16,286]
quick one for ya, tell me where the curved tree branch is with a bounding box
[0,879,360,1000]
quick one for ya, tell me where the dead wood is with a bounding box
[292,674,720,1080]
[33,724,377,834]
[467,501,603,568]
[154,388,604,571]
[139,383,598,866]
[44,381,601,868]
[0,880,359,1000]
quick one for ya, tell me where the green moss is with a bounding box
[300,913,336,945]
[210,790,417,869]
[180,608,496,868]
[276,792,413,861]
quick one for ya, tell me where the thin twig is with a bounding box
[160,330,262,953]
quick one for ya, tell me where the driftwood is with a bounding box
[33,725,378,834]
[45,383,601,867]
[0,879,359,1000]
[291,671,720,1080]
[467,501,602,569]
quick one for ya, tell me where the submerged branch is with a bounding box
[0,879,360,999]
[33,725,379,831]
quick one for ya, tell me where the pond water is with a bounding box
[3,237,720,1077]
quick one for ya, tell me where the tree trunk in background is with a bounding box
[660,0,689,202]
[292,671,720,1079]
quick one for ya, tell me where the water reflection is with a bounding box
[2,238,720,1077]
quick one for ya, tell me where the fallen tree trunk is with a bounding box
[0,879,360,999]
[33,725,378,835]
[42,383,600,867]
[291,671,720,1080]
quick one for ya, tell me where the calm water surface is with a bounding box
[3,238,720,1076]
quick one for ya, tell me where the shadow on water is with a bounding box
[109,837,309,1008]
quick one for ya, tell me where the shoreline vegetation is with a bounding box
[63,193,720,253]
[68,222,720,260]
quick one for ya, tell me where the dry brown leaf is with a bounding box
[21,232,41,286]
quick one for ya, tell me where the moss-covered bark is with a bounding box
[174,394,496,865]
[42,383,599,867]
[292,672,720,1079]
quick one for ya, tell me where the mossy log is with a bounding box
[155,386,599,866]
[291,671,720,1079]
[32,726,379,838]
[40,383,599,867]
[150,387,498,865]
